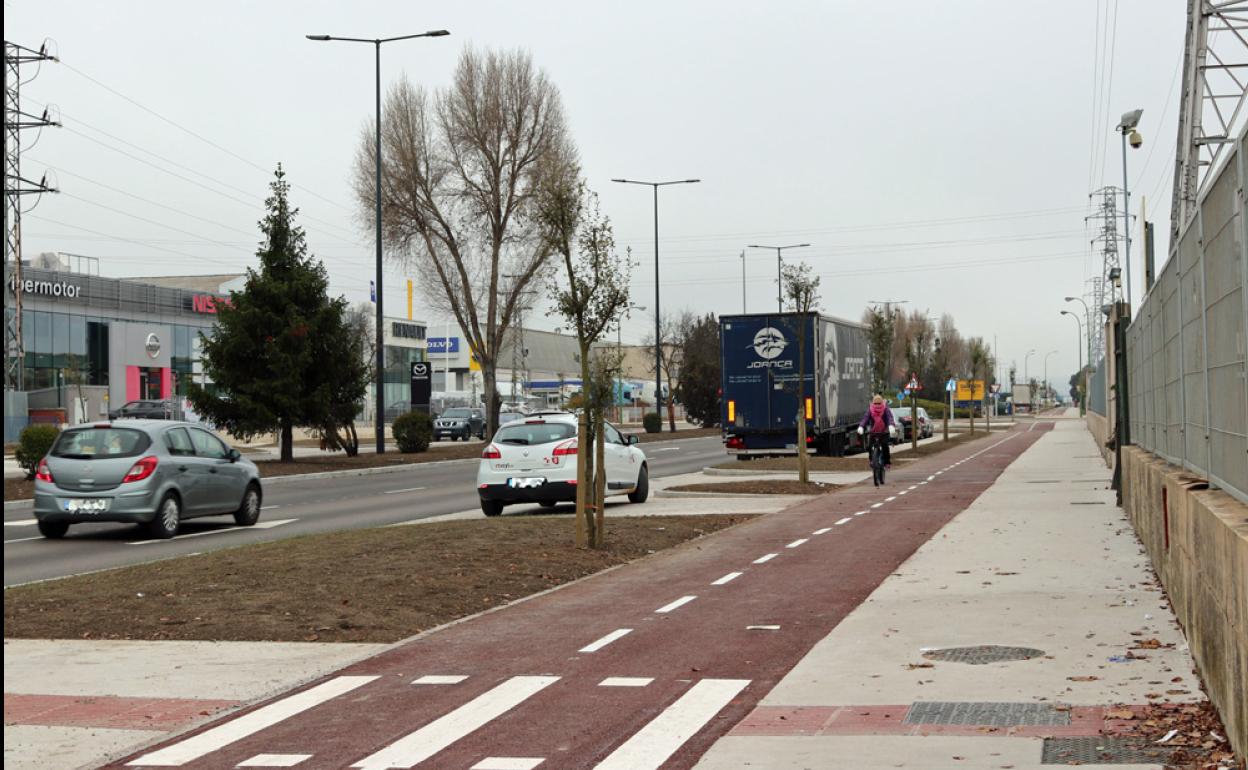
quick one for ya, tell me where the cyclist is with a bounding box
[857,395,897,468]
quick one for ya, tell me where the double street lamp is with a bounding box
[1117,108,1143,311]
[307,29,450,453]
[748,243,811,312]
[611,178,700,431]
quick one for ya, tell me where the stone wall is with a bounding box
[1121,446,1248,758]
[1086,411,1112,468]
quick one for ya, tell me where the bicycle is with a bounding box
[868,433,887,487]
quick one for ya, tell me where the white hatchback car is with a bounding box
[476,412,649,516]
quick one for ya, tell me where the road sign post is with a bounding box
[944,377,955,442]
[909,373,920,449]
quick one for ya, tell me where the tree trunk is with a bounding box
[344,421,359,457]
[482,364,500,439]
[280,419,293,463]
[575,409,591,548]
[593,412,606,549]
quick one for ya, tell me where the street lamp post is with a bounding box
[1024,349,1036,412]
[611,178,700,432]
[1043,350,1058,409]
[1118,109,1143,311]
[1061,310,1085,416]
[748,243,811,312]
[307,28,450,454]
[616,304,646,422]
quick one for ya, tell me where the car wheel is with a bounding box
[628,465,649,504]
[148,493,181,539]
[37,520,69,539]
[480,499,504,517]
[539,500,558,509]
[233,484,262,526]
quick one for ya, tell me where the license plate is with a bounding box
[508,477,547,489]
[63,498,110,513]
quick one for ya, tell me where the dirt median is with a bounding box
[3,514,754,644]
[713,430,983,473]
[666,480,841,495]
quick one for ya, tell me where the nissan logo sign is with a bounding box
[145,333,161,358]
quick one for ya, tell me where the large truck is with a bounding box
[720,312,872,457]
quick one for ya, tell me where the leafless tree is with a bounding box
[354,47,576,438]
[643,310,692,431]
[782,262,821,484]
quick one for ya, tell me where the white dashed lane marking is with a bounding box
[237,755,311,767]
[127,519,297,545]
[812,527,831,535]
[871,502,884,509]
[3,520,38,527]
[129,675,378,766]
[580,629,633,653]
[885,496,897,502]
[655,596,697,614]
[746,625,781,631]
[351,676,559,770]
[412,675,469,685]
[711,572,742,585]
[753,553,778,564]
[786,538,808,548]
[382,486,427,495]
[834,517,851,526]
[471,758,545,770]
[599,677,653,687]
[594,679,751,770]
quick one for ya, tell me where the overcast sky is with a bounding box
[9,0,1188,386]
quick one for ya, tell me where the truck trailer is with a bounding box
[720,312,872,457]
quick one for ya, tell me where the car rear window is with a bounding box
[442,409,472,418]
[51,427,151,459]
[494,422,576,445]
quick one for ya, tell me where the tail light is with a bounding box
[35,458,54,483]
[725,435,744,450]
[806,434,814,444]
[482,444,501,459]
[553,439,577,457]
[122,456,159,483]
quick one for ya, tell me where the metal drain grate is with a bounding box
[905,701,1070,727]
[1070,501,1107,505]
[922,645,1045,665]
[1041,736,1176,764]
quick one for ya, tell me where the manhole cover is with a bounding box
[1041,736,1176,764]
[922,645,1045,665]
[905,701,1070,727]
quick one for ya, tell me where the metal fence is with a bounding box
[1125,127,1248,504]
[1088,358,1107,416]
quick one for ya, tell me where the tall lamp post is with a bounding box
[1060,311,1085,415]
[748,243,811,312]
[611,177,700,432]
[616,304,646,422]
[1043,350,1058,409]
[1024,348,1036,412]
[307,28,450,454]
[1117,109,1143,312]
[1064,295,1092,370]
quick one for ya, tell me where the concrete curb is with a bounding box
[702,466,814,477]
[5,498,33,511]
[655,489,817,499]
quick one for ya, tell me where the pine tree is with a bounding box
[189,166,367,462]
[677,313,721,427]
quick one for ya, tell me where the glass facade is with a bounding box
[383,345,427,412]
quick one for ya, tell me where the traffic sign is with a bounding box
[945,378,957,392]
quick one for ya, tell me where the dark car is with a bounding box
[896,406,932,441]
[109,400,173,420]
[433,407,485,441]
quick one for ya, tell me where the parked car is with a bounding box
[433,408,485,441]
[31,420,263,540]
[918,407,933,438]
[888,407,907,444]
[109,400,173,420]
[476,412,649,516]
[895,406,934,441]
[498,411,525,427]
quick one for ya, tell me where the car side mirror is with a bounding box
[627,434,639,446]
[227,448,241,463]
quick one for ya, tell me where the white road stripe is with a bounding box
[412,675,469,685]
[650,447,681,453]
[812,527,831,535]
[885,496,897,502]
[898,490,908,495]
[471,759,544,770]
[834,517,851,525]
[352,676,559,769]
[5,535,44,544]
[599,677,653,687]
[383,487,427,495]
[238,755,311,767]
[752,553,777,564]
[853,511,867,516]
[746,625,781,631]
[786,538,808,548]
[260,505,281,511]
[655,596,697,614]
[927,475,935,481]
[711,572,742,585]
[128,519,297,545]
[580,628,633,653]
[129,675,377,766]
[871,502,884,509]
[594,678,750,770]
[3,520,38,527]
[908,485,918,491]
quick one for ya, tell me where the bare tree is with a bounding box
[540,180,631,549]
[355,47,575,438]
[783,262,821,484]
[643,311,692,431]
[968,338,991,435]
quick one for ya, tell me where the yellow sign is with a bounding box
[956,380,985,401]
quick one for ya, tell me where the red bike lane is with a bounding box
[113,424,1052,770]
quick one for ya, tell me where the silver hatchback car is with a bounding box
[32,420,263,540]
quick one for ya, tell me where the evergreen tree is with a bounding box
[677,313,721,427]
[189,166,367,462]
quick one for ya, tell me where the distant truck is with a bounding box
[720,312,872,457]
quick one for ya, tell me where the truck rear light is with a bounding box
[806,434,814,444]
[35,458,54,483]
[725,435,744,450]
[805,398,813,420]
[727,400,735,423]
[553,439,577,457]
[123,456,159,483]
[482,444,502,459]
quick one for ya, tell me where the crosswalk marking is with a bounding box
[594,678,750,769]
[599,677,653,687]
[711,572,742,585]
[352,676,559,769]
[128,675,378,766]
[655,596,697,614]
[237,754,312,767]
[471,758,545,770]
[579,628,632,653]
[411,675,469,685]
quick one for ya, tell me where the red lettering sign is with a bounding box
[191,294,231,314]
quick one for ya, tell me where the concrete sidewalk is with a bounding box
[697,417,1223,769]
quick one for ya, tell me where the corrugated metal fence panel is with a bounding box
[1089,357,1107,416]
[1160,262,1185,462]
[1179,216,1211,471]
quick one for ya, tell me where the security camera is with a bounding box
[1128,129,1143,149]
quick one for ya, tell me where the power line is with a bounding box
[1097,0,1121,186]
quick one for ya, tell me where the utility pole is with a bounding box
[739,250,746,313]
[4,41,59,392]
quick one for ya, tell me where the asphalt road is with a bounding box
[2,436,727,587]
